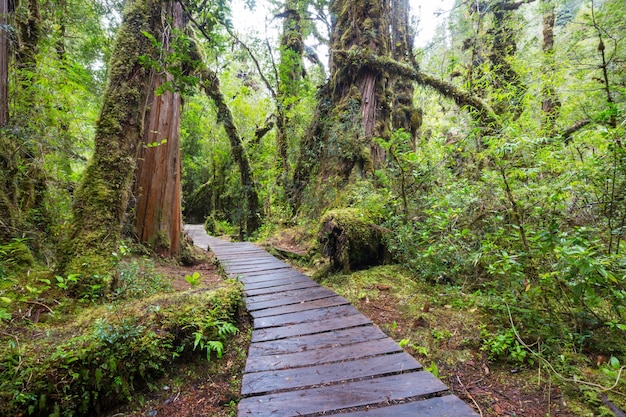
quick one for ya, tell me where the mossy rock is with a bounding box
[319,208,389,272]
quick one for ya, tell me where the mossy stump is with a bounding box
[319,208,389,272]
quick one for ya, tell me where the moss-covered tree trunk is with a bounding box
[540,0,560,133]
[390,0,420,142]
[200,66,261,237]
[134,1,184,257]
[0,0,8,127]
[276,0,306,182]
[486,1,525,118]
[0,0,47,248]
[291,0,392,210]
[328,0,391,170]
[63,0,159,285]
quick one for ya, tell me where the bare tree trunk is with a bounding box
[134,1,184,257]
[0,0,8,127]
[134,74,183,256]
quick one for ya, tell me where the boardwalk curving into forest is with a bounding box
[184,225,478,417]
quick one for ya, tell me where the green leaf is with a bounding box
[609,356,621,369]
[193,331,202,350]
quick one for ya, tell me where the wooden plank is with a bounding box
[253,304,360,329]
[248,325,386,356]
[336,395,479,417]
[246,287,335,312]
[224,257,288,266]
[217,252,270,259]
[251,313,371,342]
[245,280,319,297]
[249,295,350,318]
[236,267,297,278]
[245,338,404,373]
[241,351,422,396]
[237,372,448,417]
[225,263,285,273]
[246,286,335,306]
[241,275,312,289]
[227,269,294,279]
[221,258,280,268]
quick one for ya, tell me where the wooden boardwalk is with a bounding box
[184,225,478,417]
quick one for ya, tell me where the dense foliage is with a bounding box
[0,0,625,414]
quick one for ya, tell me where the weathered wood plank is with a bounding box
[251,313,371,342]
[237,372,448,417]
[241,351,422,396]
[253,304,360,328]
[246,287,335,312]
[249,295,350,318]
[248,325,386,356]
[246,286,336,309]
[221,258,284,268]
[227,264,292,274]
[241,274,312,289]
[236,267,297,278]
[337,395,479,416]
[244,280,319,297]
[244,338,404,373]
[188,226,479,417]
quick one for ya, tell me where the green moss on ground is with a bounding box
[0,280,243,417]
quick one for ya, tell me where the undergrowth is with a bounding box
[0,268,242,417]
[319,264,626,415]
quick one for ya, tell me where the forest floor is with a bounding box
[106,257,250,417]
[109,235,582,417]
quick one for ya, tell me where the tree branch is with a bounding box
[222,24,278,100]
[561,119,592,143]
[333,50,499,128]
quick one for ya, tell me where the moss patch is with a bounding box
[319,208,389,272]
[0,280,243,417]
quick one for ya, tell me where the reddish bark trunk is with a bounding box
[134,73,183,257]
[133,0,185,257]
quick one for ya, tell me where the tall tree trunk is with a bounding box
[276,0,306,181]
[0,0,8,127]
[200,65,261,237]
[487,2,525,118]
[134,1,184,256]
[291,0,392,210]
[62,0,159,288]
[390,0,420,142]
[15,0,41,75]
[328,0,391,170]
[134,73,183,256]
[540,0,560,133]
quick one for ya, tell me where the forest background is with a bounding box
[0,0,625,415]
